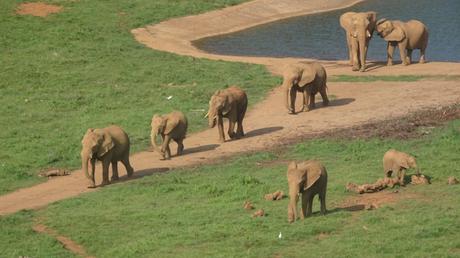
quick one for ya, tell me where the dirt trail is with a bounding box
[1,0,460,216]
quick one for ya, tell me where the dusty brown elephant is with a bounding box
[383,149,419,186]
[287,160,328,223]
[282,62,329,114]
[340,11,377,72]
[81,125,134,188]
[376,19,428,66]
[205,86,247,143]
[151,111,188,160]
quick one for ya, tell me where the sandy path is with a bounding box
[1,0,460,216]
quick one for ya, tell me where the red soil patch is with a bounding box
[33,223,94,258]
[16,2,62,17]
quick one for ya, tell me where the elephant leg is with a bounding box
[88,159,96,188]
[217,116,225,143]
[121,155,134,177]
[289,87,297,114]
[398,169,406,186]
[301,192,308,219]
[227,118,236,139]
[420,48,426,64]
[111,161,119,181]
[176,139,184,156]
[308,93,316,111]
[351,38,360,71]
[306,194,314,217]
[399,43,409,65]
[161,135,172,159]
[301,90,309,112]
[319,190,326,215]
[406,49,413,65]
[320,87,329,106]
[346,35,353,66]
[101,160,110,186]
[387,42,396,66]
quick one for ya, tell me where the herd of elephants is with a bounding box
[80,11,428,222]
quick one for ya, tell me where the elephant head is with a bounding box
[340,12,377,71]
[205,90,231,128]
[80,128,114,180]
[401,154,419,173]
[376,19,405,42]
[282,65,315,112]
[287,161,322,223]
[150,114,180,151]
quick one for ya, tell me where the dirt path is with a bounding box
[1,0,460,216]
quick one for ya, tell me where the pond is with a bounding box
[194,0,460,62]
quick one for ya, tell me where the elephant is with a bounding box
[287,160,328,223]
[80,125,134,188]
[339,11,377,72]
[281,62,329,114]
[205,86,247,143]
[151,111,188,160]
[383,149,419,186]
[376,19,428,66]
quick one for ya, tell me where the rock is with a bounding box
[243,201,254,210]
[38,169,70,177]
[264,190,284,201]
[365,203,379,210]
[410,174,430,185]
[252,209,265,218]
[447,176,459,185]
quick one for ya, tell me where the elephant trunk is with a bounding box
[207,109,217,128]
[284,87,291,112]
[81,150,93,180]
[287,184,299,223]
[150,129,161,151]
[358,34,367,71]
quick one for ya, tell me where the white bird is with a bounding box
[278,232,282,239]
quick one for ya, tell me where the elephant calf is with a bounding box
[383,149,419,186]
[287,160,328,223]
[205,86,247,143]
[81,125,134,188]
[282,62,329,114]
[376,19,428,66]
[151,111,188,160]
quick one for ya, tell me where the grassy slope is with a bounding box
[1,120,455,257]
[0,0,280,193]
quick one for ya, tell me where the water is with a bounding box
[195,0,460,61]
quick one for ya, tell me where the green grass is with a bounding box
[0,0,280,193]
[330,74,460,82]
[1,120,456,257]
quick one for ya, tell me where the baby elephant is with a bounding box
[383,149,419,186]
[81,125,134,188]
[151,111,188,160]
[287,160,328,223]
[205,86,247,143]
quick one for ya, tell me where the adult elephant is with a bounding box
[282,62,329,114]
[80,125,134,188]
[339,11,377,72]
[205,86,247,143]
[376,19,428,66]
[151,111,188,160]
[287,160,328,223]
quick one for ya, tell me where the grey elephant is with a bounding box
[383,149,419,186]
[81,125,134,188]
[151,111,188,160]
[282,62,329,114]
[205,86,247,143]
[287,160,328,223]
[376,19,428,66]
[340,11,377,72]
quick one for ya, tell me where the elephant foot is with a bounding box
[387,62,393,66]
[100,180,110,187]
[419,59,426,64]
[302,106,310,112]
[323,100,330,107]
[87,183,96,189]
[127,170,134,177]
[218,138,225,143]
[111,175,119,181]
[288,111,296,115]
[403,62,410,66]
[352,66,360,71]
[359,67,366,72]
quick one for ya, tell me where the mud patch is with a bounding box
[33,223,93,258]
[16,2,63,17]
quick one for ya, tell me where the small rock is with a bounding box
[264,190,284,201]
[252,209,265,218]
[447,176,459,185]
[411,174,430,185]
[243,200,254,210]
[365,203,379,210]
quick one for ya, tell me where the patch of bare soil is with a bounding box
[33,223,94,258]
[16,2,62,17]
[339,190,419,212]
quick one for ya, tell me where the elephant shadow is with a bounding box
[182,144,220,155]
[328,98,355,107]
[245,126,284,138]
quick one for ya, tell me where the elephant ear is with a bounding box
[384,23,405,42]
[220,96,232,116]
[163,115,180,135]
[303,167,322,191]
[298,65,316,86]
[399,157,410,169]
[97,130,114,158]
[339,12,354,31]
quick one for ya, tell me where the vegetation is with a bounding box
[2,120,458,257]
[0,0,279,193]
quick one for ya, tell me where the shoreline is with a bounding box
[131,0,460,75]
